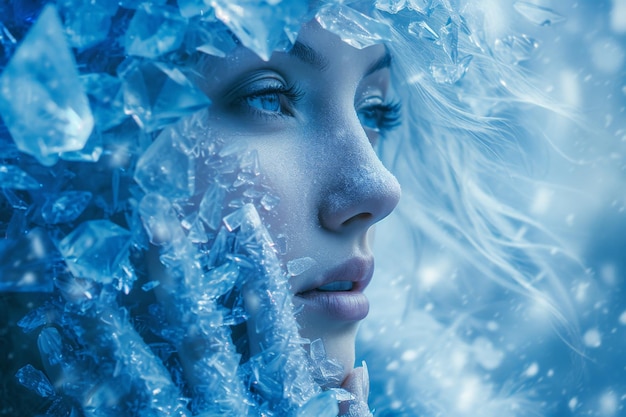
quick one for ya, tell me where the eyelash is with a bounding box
[357,100,402,136]
[235,82,304,119]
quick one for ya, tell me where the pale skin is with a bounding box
[152,19,401,411]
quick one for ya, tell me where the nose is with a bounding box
[318,128,401,233]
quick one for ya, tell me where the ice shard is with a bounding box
[58,220,131,284]
[61,0,119,49]
[41,191,92,224]
[316,4,392,49]
[15,364,55,398]
[121,60,210,132]
[513,1,565,26]
[0,4,94,166]
[211,0,308,60]
[125,3,188,59]
[134,124,196,200]
[0,164,40,190]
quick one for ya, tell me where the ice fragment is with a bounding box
[316,4,392,49]
[58,220,131,284]
[440,17,458,64]
[0,4,94,166]
[211,0,308,61]
[61,0,119,49]
[121,60,210,132]
[134,124,196,199]
[287,257,317,276]
[408,21,439,41]
[125,3,188,59]
[80,73,127,131]
[513,1,565,26]
[583,327,602,348]
[15,364,55,398]
[375,0,407,14]
[0,164,40,189]
[430,54,472,84]
[494,34,539,64]
[199,183,227,230]
[296,391,339,417]
[41,191,92,224]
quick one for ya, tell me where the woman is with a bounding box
[0,0,582,416]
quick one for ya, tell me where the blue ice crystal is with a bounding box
[15,364,55,398]
[0,164,40,190]
[210,0,309,60]
[41,191,92,224]
[125,3,188,59]
[134,125,196,199]
[58,220,131,284]
[316,4,392,49]
[120,60,210,132]
[513,1,565,26]
[60,0,119,49]
[0,4,94,166]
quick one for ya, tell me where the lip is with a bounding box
[294,257,374,321]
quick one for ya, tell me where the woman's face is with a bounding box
[199,20,401,380]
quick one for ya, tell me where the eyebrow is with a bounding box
[289,41,329,71]
[289,41,392,75]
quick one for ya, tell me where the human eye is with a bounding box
[230,74,303,119]
[356,96,402,138]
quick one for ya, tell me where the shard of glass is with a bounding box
[375,0,407,14]
[58,219,131,284]
[0,164,40,190]
[513,1,566,26]
[316,4,392,49]
[41,191,92,224]
[125,3,188,59]
[121,60,210,132]
[0,4,94,166]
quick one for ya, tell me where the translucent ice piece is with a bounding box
[199,183,226,231]
[80,73,127,131]
[211,0,308,60]
[430,54,472,84]
[296,391,339,417]
[408,21,439,41]
[0,228,56,292]
[513,1,566,26]
[287,257,317,276]
[407,0,432,13]
[440,17,458,64]
[134,124,196,199]
[0,164,40,190]
[494,34,539,64]
[41,191,92,224]
[58,219,131,284]
[178,0,212,18]
[61,0,118,49]
[15,364,55,398]
[121,60,211,132]
[375,0,407,14]
[58,128,103,162]
[316,4,392,49]
[0,4,94,166]
[125,3,188,59]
